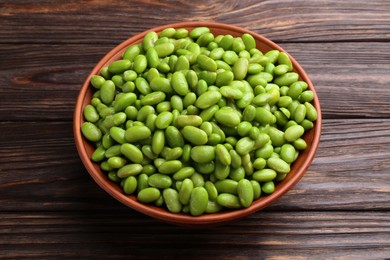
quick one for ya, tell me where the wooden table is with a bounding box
[1,0,389,258]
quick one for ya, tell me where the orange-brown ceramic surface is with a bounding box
[74,22,322,226]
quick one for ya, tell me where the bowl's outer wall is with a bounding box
[74,22,322,226]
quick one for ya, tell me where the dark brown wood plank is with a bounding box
[1,119,389,212]
[1,211,389,259]
[0,42,389,121]
[0,0,389,44]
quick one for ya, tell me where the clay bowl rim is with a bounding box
[74,21,322,226]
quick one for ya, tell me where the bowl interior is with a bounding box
[74,22,321,226]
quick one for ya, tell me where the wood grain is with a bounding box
[1,42,389,121]
[1,119,389,212]
[0,0,389,44]
[1,211,389,259]
[1,0,390,258]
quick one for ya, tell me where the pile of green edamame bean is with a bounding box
[81,26,318,216]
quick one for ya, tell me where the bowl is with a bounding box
[74,21,321,226]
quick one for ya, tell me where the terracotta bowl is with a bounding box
[74,22,321,226]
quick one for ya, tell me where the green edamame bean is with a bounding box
[284,124,305,142]
[181,126,208,145]
[165,147,183,160]
[183,92,196,108]
[142,31,158,51]
[135,77,152,95]
[148,173,172,189]
[133,54,148,74]
[152,130,165,154]
[237,121,252,137]
[190,26,210,39]
[251,180,261,199]
[233,57,249,80]
[242,33,256,51]
[123,176,137,195]
[215,70,234,87]
[262,181,275,194]
[293,138,307,150]
[205,200,223,213]
[108,126,125,144]
[117,164,143,178]
[214,161,230,180]
[280,143,297,163]
[253,157,267,169]
[215,107,241,127]
[195,91,222,109]
[197,54,217,72]
[305,102,318,121]
[196,32,215,47]
[138,187,160,203]
[107,156,126,169]
[108,59,131,74]
[219,86,244,99]
[301,90,314,103]
[217,193,241,209]
[264,50,279,64]
[274,72,299,86]
[100,80,115,105]
[154,42,175,58]
[179,178,194,205]
[160,27,176,38]
[90,75,105,89]
[100,161,113,172]
[141,145,157,160]
[190,187,208,216]
[114,93,137,112]
[255,142,274,159]
[232,37,245,53]
[267,157,291,174]
[163,188,182,213]
[229,167,245,181]
[219,35,234,50]
[215,179,238,195]
[121,143,143,163]
[158,160,182,174]
[136,105,153,122]
[150,77,173,94]
[137,173,149,192]
[124,125,151,143]
[123,44,141,61]
[156,101,171,113]
[267,125,285,146]
[277,52,293,71]
[173,167,195,181]
[145,47,159,68]
[177,115,203,127]
[83,105,100,123]
[229,149,242,169]
[198,105,218,122]
[199,122,213,136]
[216,144,231,166]
[274,64,290,76]
[204,181,218,201]
[235,137,255,155]
[222,50,238,65]
[155,111,173,129]
[170,95,184,112]
[91,145,106,162]
[252,169,277,182]
[171,71,189,96]
[140,91,165,106]
[174,28,188,39]
[190,145,215,163]
[165,126,185,148]
[237,179,254,208]
[81,122,102,142]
